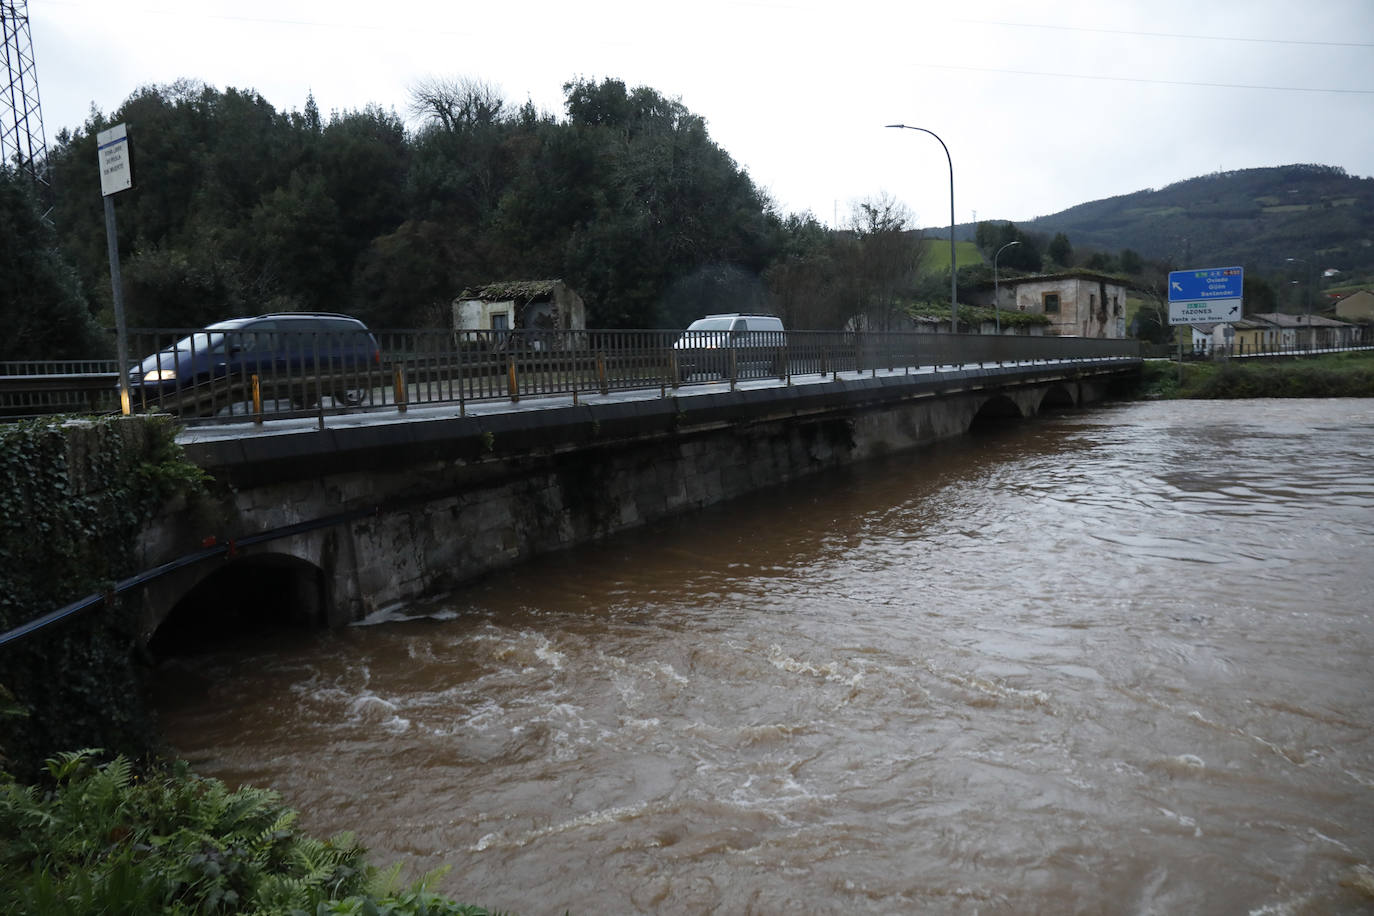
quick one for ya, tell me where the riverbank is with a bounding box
[1135,350,1374,399]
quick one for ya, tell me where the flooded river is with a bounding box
[156,399,1374,914]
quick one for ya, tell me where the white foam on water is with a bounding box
[348,694,397,716]
[458,698,509,732]
[1186,710,1310,765]
[350,603,461,627]
[1248,893,1315,916]
[766,644,862,687]
[470,801,654,852]
[927,661,1052,709]
[653,661,689,684]
[534,641,567,670]
[1307,828,1353,853]
[343,694,411,734]
[381,715,411,734]
[350,603,411,626]
[727,769,832,819]
[1156,806,1202,836]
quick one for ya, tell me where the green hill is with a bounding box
[955,164,1374,281]
[920,239,983,275]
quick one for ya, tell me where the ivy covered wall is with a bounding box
[0,416,206,779]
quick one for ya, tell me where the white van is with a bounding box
[673,313,786,381]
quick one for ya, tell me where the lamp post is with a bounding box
[993,240,1020,335]
[1286,256,1313,351]
[1285,256,1313,315]
[885,124,957,332]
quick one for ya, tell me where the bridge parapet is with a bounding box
[141,359,1136,637]
[3,328,1141,423]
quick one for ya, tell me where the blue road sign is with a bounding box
[1168,266,1243,302]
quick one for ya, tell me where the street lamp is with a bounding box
[1286,256,1314,351]
[1285,257,1313,314]
[993,240,1021,334]
[885,124,957,332]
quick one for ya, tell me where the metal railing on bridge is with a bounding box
[0,328,1141,424]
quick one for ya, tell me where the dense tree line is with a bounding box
[5,76,936,353]
[0,167,106,360]
[5,83,1364,361]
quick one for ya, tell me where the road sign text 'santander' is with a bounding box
[1167,266,1244,325]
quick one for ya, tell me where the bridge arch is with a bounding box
[147,552,329,658]
[968,393,1028,432]
[1038,383,1078,411]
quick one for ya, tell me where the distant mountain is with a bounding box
[965,165,1374,279]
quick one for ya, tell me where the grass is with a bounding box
[1135,350,1374,399]
[920,239,983,275]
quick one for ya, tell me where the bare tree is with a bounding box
[848,193,924,330]
[408,76,506,132]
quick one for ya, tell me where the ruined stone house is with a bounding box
[451,280,587,333]
[993,272,1130,338]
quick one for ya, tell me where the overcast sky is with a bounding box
[28,0,1374,229]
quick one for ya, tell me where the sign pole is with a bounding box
[103,195,131,415]
[97,123,134,415]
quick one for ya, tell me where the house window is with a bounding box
[491,313,509,330]
[1089,293,1096,310]
[1043,292,1061,314]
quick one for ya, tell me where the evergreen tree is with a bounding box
[1048,232,1073,267]
[0,168,106,358]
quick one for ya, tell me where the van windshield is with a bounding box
[168,332,227,355]
[686,318,736,331]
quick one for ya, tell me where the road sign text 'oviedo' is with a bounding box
[1167,266,1243,325]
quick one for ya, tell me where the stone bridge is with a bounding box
[136,359,1138,653]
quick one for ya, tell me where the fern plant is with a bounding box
[0,750,509,916]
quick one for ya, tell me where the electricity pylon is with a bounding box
[1,0,50,191]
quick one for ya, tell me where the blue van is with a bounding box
[126,313,381,413]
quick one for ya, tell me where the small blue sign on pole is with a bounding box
[1167,266,1244,325]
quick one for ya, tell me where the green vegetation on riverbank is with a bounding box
[0,417,209,782]
[1134,351,1374,399]
[0,750,503,916]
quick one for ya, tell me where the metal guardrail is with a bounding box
[0,359,121,375]
[0,328,1143,424]
[1142,341,1374,361]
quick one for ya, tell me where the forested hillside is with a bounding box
[1021,165,1374,277]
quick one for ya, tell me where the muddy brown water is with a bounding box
[155,399,1374,914]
